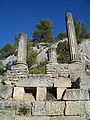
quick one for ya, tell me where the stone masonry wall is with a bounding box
[0,98,90,120]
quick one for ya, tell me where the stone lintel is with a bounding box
[16,78,53,87]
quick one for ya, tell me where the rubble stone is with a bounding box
[0,85,12,99]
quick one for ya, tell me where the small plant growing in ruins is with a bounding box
[18,106,29,116]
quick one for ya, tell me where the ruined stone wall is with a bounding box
[1,12,90,120]
[0,100,89,120]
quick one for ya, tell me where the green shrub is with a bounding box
[29,61,47,74]
[18,106,29,116]
[29,69,45,74]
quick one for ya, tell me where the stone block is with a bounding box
[0,100,31,111]
[13,87,24,100]
[69,62,85,82]
[15,116,50,120]
[0,110,15,120]
[85,101,90,115]
[0,85,12,99]
[16,77,53,87]
[50,116,84,120]
[65,101,85,115]
[63,89,89,100]
[32,101,65,116]
[36,87,46,101]
[57,88,66,100]
[54,78,71,88]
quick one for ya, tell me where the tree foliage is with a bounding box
[27,48,37,68]
[0,42,17,58]
[57,32,67,40]
[32,18,54,42]
[74,17,90,43]
[57,17,90,43]
[56,41,70,63]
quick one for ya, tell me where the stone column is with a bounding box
[17,33,27,64]
[48,43,57,63]
[66,12,79,62]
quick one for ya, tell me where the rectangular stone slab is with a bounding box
[65,101,85,115]
[50,116,84,120]
[32,101,65,116]
[63,89,89,100]
[13,87,24,100]
[16,77,53,87]
[0,85,12,99]
[15,116,50,120]
[54,78,71,87]
[85,101,90,115]
[0,110,15,120]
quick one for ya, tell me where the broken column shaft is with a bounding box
[17,33,27,64]
[66,12,79,62]
[48,43,57,64]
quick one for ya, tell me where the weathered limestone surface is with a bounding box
[85,101,90,115]
[32,101,65,116]
[3,61,28,85]
[65,101,85,115]
[48,44,57,63]
[17,33,27,64]
[15,116,50,120]
[69,62,85,82]
[46,64,69,78]
[0,100,31,110]
[17,77,71,88]
[0,110,15,120]
[50,116,84,120]
[54,78,71,87]
[57,88,66,100]
[16,77,53,87]
[63,89,89,100]
[66,12,79,62]
[13,87,25,100]
[0,85,12,99]
[36,87,46,101]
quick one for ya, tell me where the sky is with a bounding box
[0,0,90,48]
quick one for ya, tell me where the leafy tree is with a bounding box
[57,32,67,40]
[57,41,70,63]
[27,48,37,68]
[1,42,17,58]
[73,17,90,42]
[32,18,54,42]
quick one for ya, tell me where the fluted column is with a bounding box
[17,33,27,64]
[66,12,79,62]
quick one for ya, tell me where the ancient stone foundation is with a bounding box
[0,13,90,120]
